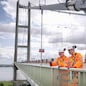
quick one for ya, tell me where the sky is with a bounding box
[0,0,86,64]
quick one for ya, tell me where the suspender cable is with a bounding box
[41,9,43,62]
[27,2,31,62]
[44,0,46,5]
[39,0,46,6]
[40,8,43,63]
[39,0,41,6]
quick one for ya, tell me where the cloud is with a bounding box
[0,23,15,33]
[43,22,86,45]
[73,14,86,27]
[48,32,63,43]
[0,0,86,61]
[76,44,86,50]
[0,46,28,62]
[1,0,58,23]
[19,0,60,6]
[0,46,14,58]
[1,0,17,20]
[31,28,41,36]
[65,25,86,44]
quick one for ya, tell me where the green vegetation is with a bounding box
[0,81,13,86]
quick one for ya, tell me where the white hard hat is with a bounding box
[68,46,73,50]
[58,48,66,52]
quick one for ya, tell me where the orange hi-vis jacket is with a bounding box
[51,60,57,66]
[52,55,68,67]
[68,52,83,68]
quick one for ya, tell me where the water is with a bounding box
[0,67,13,81]
[0,67,26,81]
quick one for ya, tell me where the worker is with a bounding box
[67,46,83,68]
[50,48,68,67]
[50,58,57,66]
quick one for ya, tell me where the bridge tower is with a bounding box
[13,0,31,84]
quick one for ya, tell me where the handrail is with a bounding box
[15,62,86,86]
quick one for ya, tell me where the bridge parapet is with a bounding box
[15,62,86,86]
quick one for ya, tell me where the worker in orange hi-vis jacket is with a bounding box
[50,48,68,67]
[50,58,57,66]
[67,46,83,68]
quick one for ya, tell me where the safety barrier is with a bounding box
[15,63,86,86]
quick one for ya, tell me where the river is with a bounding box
[0,67,26,81]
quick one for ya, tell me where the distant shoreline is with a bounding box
[0,65,13,67]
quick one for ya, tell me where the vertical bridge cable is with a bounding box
[39,0,46,6]
[41,8,43,63]
[44,0,46,5]
[38,0,45,63]
[38,5,44,63]
[39,0,41,6]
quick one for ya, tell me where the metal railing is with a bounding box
[15,62,86,86]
